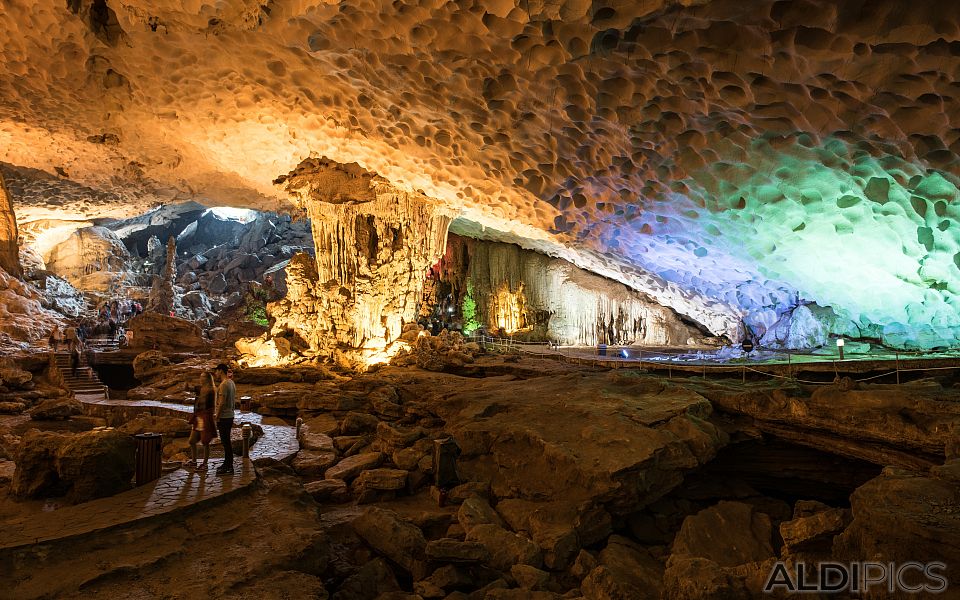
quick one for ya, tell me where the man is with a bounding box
[213,363,237,475]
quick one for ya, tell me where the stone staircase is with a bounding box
[54,351,108,399]
[86,336,120,353]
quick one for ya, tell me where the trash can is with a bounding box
[134,432,162,486]
[597,344,607,357]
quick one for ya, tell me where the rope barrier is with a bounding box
[470,335,959,386]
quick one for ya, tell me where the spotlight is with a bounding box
[836,338,845,360]
[620,350,629,358]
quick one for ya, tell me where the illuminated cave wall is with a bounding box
[568,136,960,350]
[434,235,709,347]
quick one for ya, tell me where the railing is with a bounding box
[467,335,960,386]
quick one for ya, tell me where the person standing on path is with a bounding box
[214,363,236,475]
[186,370,217,471]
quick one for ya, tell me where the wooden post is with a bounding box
[896,351,900,385]
[742,365,746,384]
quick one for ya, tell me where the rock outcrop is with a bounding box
[269,159,453,362]
[833,461,960,588]
[127,312,209,353]
[699,378,960,470]
[0,168,21,278]
[45,225,129,292]
[13,428,136,503]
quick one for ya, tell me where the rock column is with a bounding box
[276,158,452,359]
[0,169,22,278]
[148,236,177,313]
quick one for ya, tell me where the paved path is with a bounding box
[0,396,299,552]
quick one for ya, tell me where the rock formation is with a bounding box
[127,312,208,353]
[148,235,177,314]
[0,168,21,278]
[433,235,713,346]
[45,225,129,291]
[269,159,453,363]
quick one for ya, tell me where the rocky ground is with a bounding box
[2,344,960,599]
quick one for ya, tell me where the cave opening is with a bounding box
[91,363,139,395]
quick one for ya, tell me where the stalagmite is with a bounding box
[148,236,177,314]
[0,169,22,278]
[272,158,452,362]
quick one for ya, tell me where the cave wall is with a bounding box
[45,225,129,292]
[438,235,709,347]
[0,168,21,278]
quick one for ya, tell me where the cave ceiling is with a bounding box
[2,0,960,344]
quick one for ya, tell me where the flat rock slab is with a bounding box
[355,468,408,490]
[325,451,383,481]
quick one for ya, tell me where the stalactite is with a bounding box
[440,235,711,346]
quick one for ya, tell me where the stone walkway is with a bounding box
[0,396,299,552]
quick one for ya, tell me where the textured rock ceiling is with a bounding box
[3,0,960,345]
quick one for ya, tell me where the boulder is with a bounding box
[580,536,661,600]
[303,413,340,436]
[441,372,727,516]
[28,397,82,421]
[300,430,336,452]
[331,557,399,600]
[780,506,851,555]
[458,496,506,533]
[375,421,423,453]
[207,272,228,294]
[0,459,14,485]
[12,429,66,498]
[340,412,380,435]
[759,304,829,349]
[511,564,550,590]
[293,450,339,478]
[0,365,31,388]
[0,401,26,414]
[352,507,428,577]
[304,479,350,503]
[425,538,491,563]
[118,415,191,438]
[833,462,960,586]
[414,565,474,597]
[354,468,408,491]
[466,523,543,572]
[670,501,774,567]
[662,501,777,600]
[55,428,136,503]
[325,451,383,481]
[132,350,171,381]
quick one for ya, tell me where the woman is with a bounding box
[186,371,217,470]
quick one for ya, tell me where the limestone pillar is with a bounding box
[276,158,452,355]
[148,236,177,313]
[0,169,22,278]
